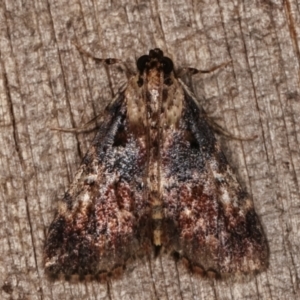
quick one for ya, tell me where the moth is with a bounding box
[44,48,268,280]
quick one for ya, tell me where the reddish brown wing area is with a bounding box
[161,92,268,276]
[44,95,151,279]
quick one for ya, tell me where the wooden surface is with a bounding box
[0,0,300,299]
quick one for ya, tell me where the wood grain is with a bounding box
[0,0,299,299]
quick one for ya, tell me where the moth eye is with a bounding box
[164,77,173,86]
[162,57,173,73]
[137,55,150,72]
[137,77,144,87]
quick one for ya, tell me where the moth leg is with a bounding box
[205,118,258,141]
[71,41,134,78]
[51,43,132,133]
[50,124,98,133]
[177,60,232,77]
[179,62,256,141]
[50,107,107,133]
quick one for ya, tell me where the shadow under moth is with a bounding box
[44,48,268,280]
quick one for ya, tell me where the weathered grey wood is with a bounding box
[0,0,299,299]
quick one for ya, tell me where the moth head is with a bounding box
[136,48,174,74]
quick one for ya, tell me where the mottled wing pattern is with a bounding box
[161,82,268,276]
[44,88,151,279]
[45,48,268,280]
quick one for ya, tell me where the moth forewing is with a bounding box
[44,48,268,280]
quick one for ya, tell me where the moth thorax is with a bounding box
[146,67,163,90]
